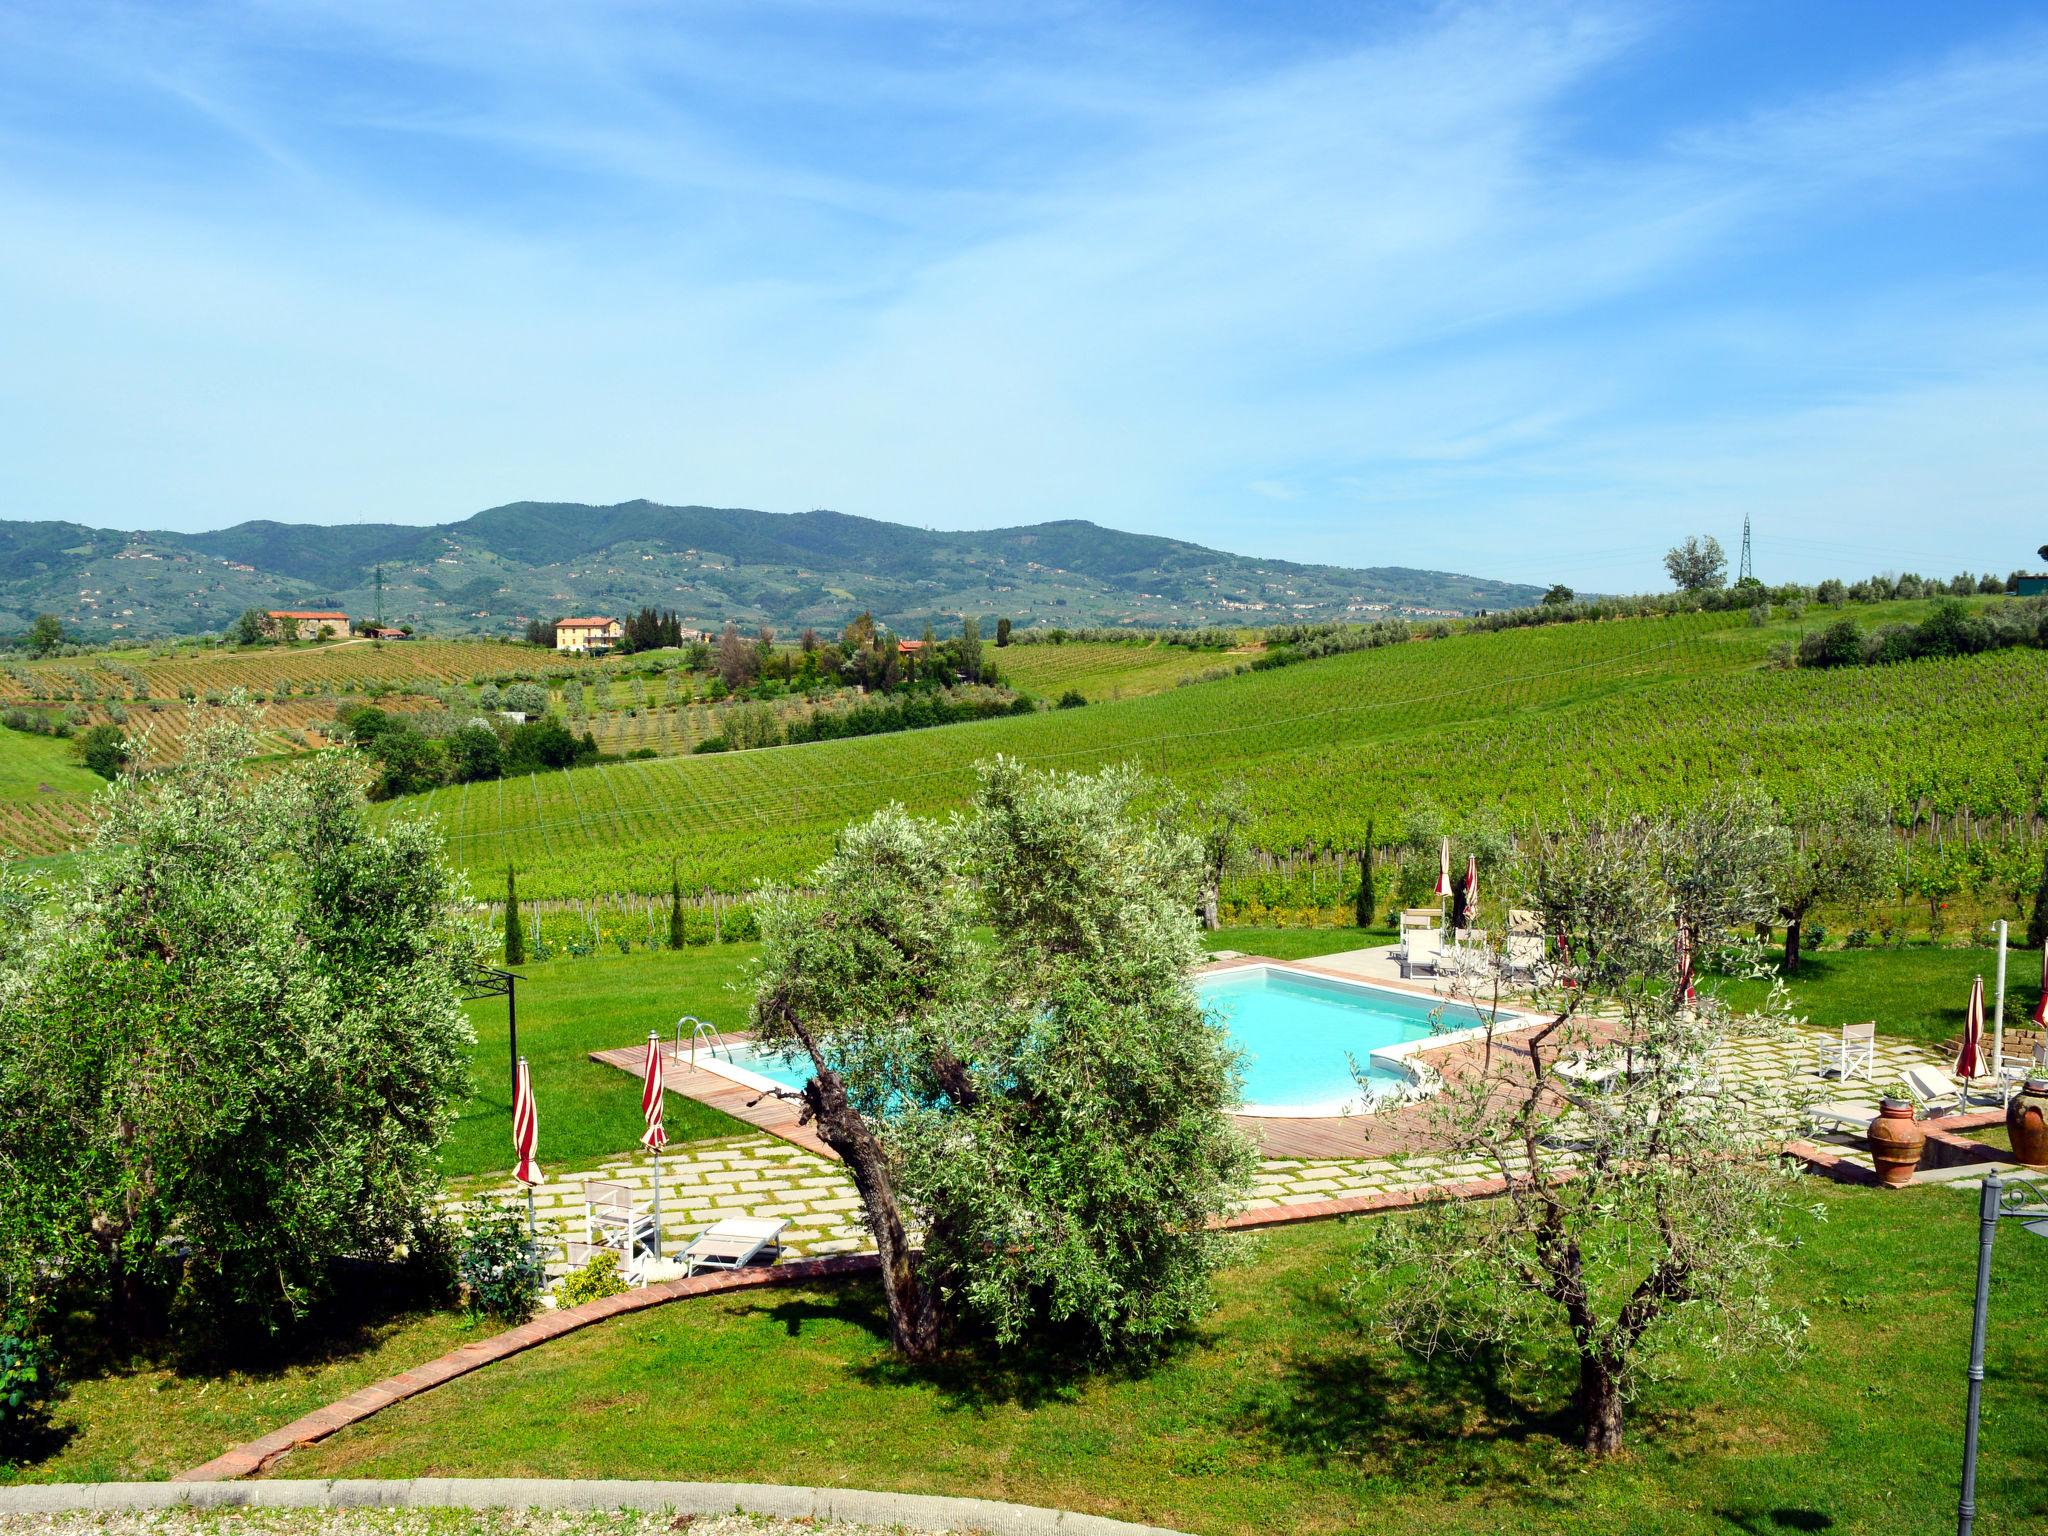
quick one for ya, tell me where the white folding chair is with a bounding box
[583,1179,657,1283]
[1813,1021,1875,1083]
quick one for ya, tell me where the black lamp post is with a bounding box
[1957,1168,2048,1536]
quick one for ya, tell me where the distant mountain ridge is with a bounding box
[0,500,1548,639]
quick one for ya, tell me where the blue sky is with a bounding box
[3,1,2045,591]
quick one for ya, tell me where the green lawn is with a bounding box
[0,1289,470,1484]
[1713,942,2040,1049]
[1204,924,1389,961]
[0,725,103,798]
[285,1181,2048,1535]
[447,947,762,1180]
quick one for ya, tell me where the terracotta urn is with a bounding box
[1866,1099,1927,1188]
[2008,1078,2048,1169]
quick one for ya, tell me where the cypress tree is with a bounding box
[1355,820,1377,929]
[669,860,686,950]
[2029,843,2048,949]
[504,865,525,965]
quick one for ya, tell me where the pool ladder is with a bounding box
[677,1014,732,1068]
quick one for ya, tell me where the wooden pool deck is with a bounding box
[587,1040,836,1159]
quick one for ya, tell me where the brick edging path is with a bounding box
[0,1480,1193,1535]
[174,1255,880,1483]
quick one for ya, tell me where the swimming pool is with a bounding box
[1200,965,1505,1115]
[688,964,1507,1117]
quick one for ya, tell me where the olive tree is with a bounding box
[1663,536,1728,592]
[1353,798,1806,1457]
[0,723,481,1340]
[1771,780,1894,969]
[750,757,1255,1361]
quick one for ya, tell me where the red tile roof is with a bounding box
[267,610,349,620]
[557,617,618,629]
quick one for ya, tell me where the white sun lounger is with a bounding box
[1555,1055,1625,1093]
[1807,1101,1881,1135]
[1903,1063,2001,1116]
[678,1216,789,1278]
[1402,926,1443,977]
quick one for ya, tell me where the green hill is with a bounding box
[0,500,1546,640]
[398,604,2048,901]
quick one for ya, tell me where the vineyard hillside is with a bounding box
[386,604,2048,900]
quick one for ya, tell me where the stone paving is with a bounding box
[445,1134,868,1277]
[448,1018,1979,1280]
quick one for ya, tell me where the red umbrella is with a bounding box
[640,1033,669,1152]
[1462,854,1479,917]
[1955,975,1985,1081]
[641,1031,667,1263]
[1675,924,1696,1005]
[512,1057,543,1186]
[2033,940,2048,1028]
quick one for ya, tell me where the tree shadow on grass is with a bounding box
[54,1254,452,1390]
[1713,1510,1833,1533]
[1242,1336,1601,1508]
[735,1279,1203,1413]
[0,1410,78,1469]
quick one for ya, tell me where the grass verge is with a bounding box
[280,1182,2048,1535]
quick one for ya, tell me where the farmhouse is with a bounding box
[555,616,623,654]
[264,609,349,641]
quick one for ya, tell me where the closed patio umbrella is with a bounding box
[641,1031,668,1260]
[1955,975,1985,1081]
[1435,836,1452,922]
[2033,940,2048,1028]
[1462,854,1479,926]
[1675,924,1696,1005]
[511,1055,542,1233]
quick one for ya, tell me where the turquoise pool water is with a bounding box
[1200,967,1488,1112]
[709,966,1488,1115]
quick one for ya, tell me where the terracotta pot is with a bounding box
[1866,1099,1927,1188]
[2007,1078,2048,1169]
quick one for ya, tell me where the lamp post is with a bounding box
[1957,1169,2048,1536]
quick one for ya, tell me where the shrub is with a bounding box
[0,1326,54,1450]
[556,1249,628,1308]
[456,1197,546,1323]
[1057,689,1087,709]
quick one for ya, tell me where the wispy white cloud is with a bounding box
[0,1,2045,590]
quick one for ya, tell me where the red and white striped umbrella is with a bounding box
[1462,853,1479,913]
[1955,974,1985,1081]
[1675,924,1696,1004]
[640,1033,669,1152]
[511,1056,543,1186]
[2033,940,2048,1028]
[1434,837,1452,898]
